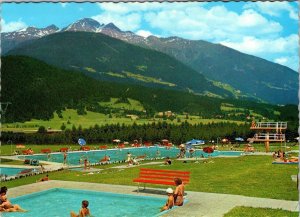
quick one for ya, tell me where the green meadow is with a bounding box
[2,156,298,201]
[224,207,299,217]
[2,108,244,132]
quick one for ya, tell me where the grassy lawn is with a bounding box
[99,98,145,111]
[2,108,245,131]
[2,156,298,201]
[224,206,299,217]
[0,158,26,165]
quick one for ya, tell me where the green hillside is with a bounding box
[6,31,231,98]
[1,55,221,123]
[136,36,298,105]
[2,56,297,131]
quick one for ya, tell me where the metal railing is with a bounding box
[253,133,285,141]
[251,122,287,129]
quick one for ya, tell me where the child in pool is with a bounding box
[70,200,90,217]
[160,188,174,212]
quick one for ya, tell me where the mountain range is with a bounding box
[6,31,231,98]
[2,18,298,105]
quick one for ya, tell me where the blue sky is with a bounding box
[2,2,298,71]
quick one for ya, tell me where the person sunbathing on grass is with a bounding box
[164,157,172,165]
[37,174,49,182]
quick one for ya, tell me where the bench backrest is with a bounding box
[118,144,125,148]
[41,148,51,153]
[60,147,68,152]
[81,146,90,151]
[139,168,190,183]
[99,145,108,150]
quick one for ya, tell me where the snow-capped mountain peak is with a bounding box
[63,18,104,32]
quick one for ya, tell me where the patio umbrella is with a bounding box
[235,137,244,142]
[186,139,205,145]
[113,139,121,143]
[78,138,86,146]
[221,138,229,143]
[16,144,26,149]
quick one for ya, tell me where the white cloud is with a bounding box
[289,10,298,20]
[60,3,67,8]
[244,2,298,20]
[220,34,298,54]
[274,55,298,71]
[136,30,153,38]
[144,5,282,41]
[94,2,208,32]
[220,34,298,71]
[92,13,141,31]
[274,57,288,65]
[238,9,277,28]
[1,19,27,33]
[97,2,205,15]
[92,2,297,70]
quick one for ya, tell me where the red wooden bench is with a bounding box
[60,147,68,152]
[99,145,108,150]
[22,150,30,155]
[118,144,125,149]
[144,142,152,147]
[133,168,190,192]
[81,146,90,151]
[41,148,51,153]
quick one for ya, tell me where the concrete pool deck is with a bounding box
[6,180,298,217]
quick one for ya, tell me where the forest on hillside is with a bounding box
[2,121,298,145]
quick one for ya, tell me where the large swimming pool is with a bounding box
[3,188,168,217]
[20,147,242,166]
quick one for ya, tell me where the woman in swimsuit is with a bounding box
[173,178,184,206]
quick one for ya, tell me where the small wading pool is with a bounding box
[20,147,242,166]
[0,167,38,177]
[3,188,170,217]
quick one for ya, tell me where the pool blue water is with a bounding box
[20,147,242,166]
[2,188,167,217]
[0,167,28,176]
